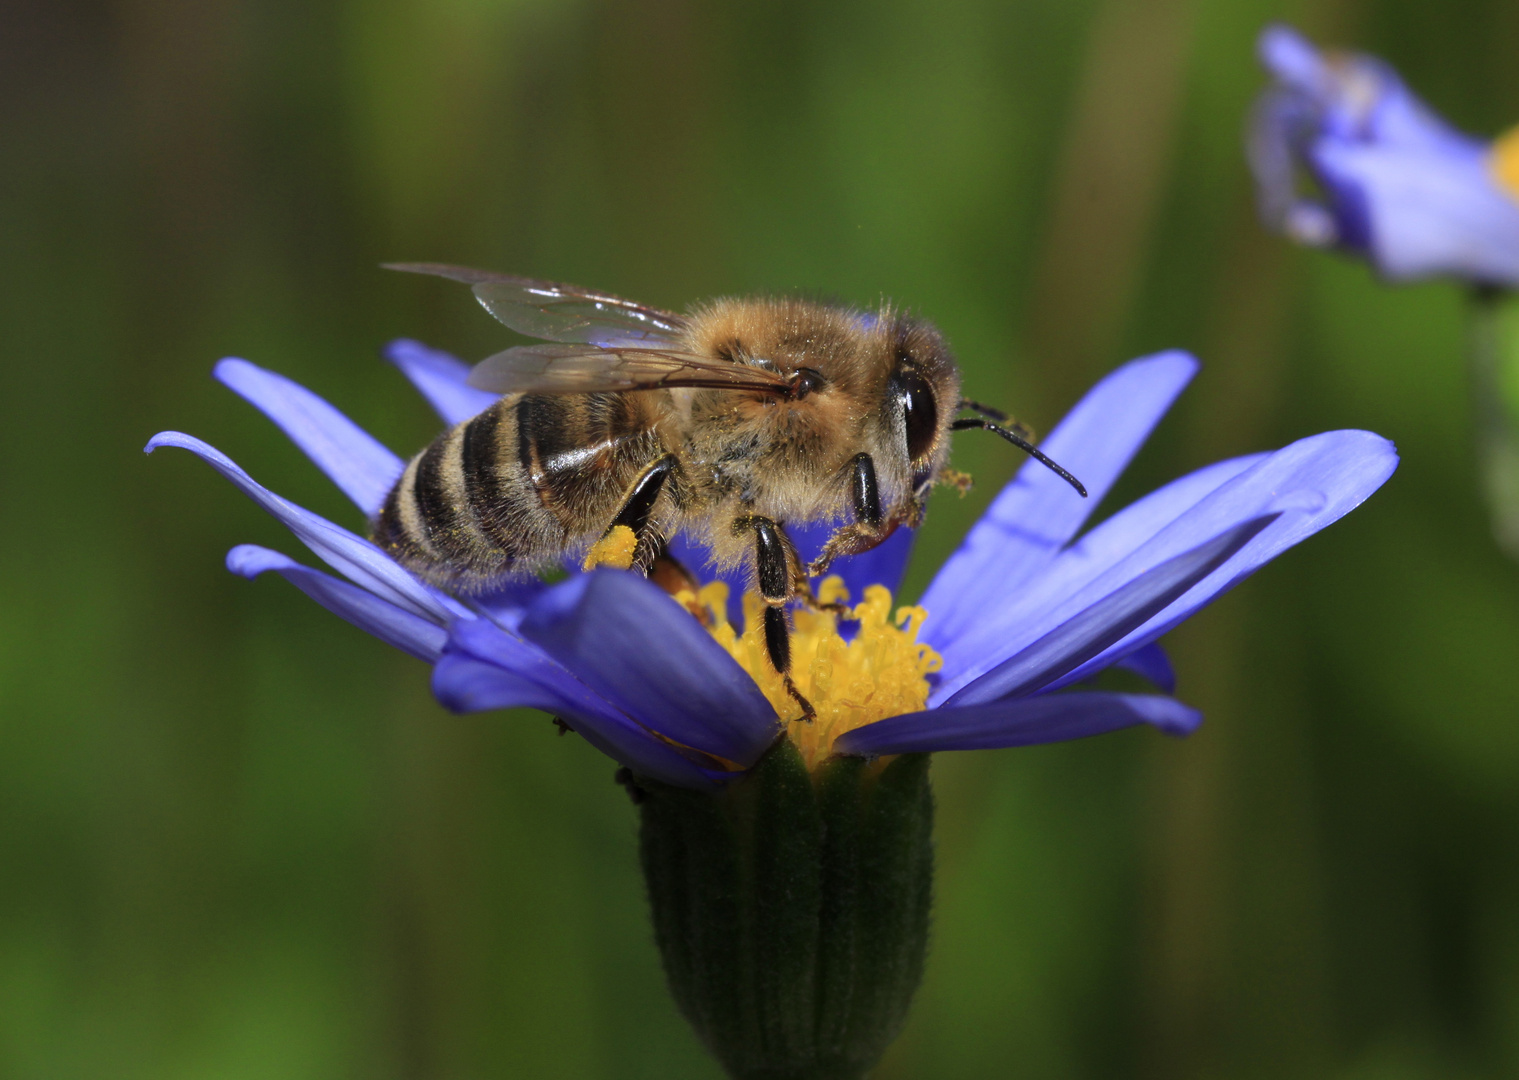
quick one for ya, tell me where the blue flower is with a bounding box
[147,342,1397,789]
[1250,23,1519,286]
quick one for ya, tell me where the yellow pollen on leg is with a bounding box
[583,525,639,571]
[1491,124,1519,203]
[672,577,943,771]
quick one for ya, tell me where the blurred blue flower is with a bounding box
[1250,23,1519,286]
[148,342,1396,789]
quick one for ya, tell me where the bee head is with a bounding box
[885,316,961,499]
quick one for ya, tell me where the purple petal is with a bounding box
[928,454,1266,661]
[1257,24,1328,94]
[146,431,463,624]
[1359,73,1477,160]
[227,544,447,662]
[472,578,558,629]
[788,518,918,599]
[1253,25,1518,285]
[214,358,404,517]
[516,571,781,767]
[1313,139,1519,286]
[835,691,1201,756]
[385,339,499,426]
[1051,429,1399,688]
[842,525,916,597]
[1115,642,1175,693]
[940,514,1278,706]
[1020,455,1268,607]
[1248,83,1341,247]
[936,430,1395,701]
[1258,25,1481,166]
[922,351,1199,646]
[435,618,728,789]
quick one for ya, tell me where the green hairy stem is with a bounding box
[629,741,933,1080]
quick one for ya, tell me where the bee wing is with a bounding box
[384,262,689,345]
[467,343,793,396]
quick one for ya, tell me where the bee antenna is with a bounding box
[957,398,1010,423]
[951,417,1088,498]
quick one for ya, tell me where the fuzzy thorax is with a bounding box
[675,577,942,770]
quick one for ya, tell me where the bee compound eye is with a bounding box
[897,367,938,462]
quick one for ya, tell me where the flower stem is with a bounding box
[630,742,933,1080]
[1467,286,1519,559]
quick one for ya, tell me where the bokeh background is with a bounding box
[4,0,1519,1076]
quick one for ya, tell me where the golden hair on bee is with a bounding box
[376,264,1086,719]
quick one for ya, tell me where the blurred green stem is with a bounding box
[1467,286,1519,559]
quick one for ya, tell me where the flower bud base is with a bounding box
[631,740,933,1080]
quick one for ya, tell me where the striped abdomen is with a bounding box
[374,392,662,589]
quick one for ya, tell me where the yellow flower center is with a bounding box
[1491,124,1519,203]
[673,577,943,770]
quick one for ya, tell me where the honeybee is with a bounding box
[376,264,1085,716]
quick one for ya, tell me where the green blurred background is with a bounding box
[4,0,1519,1076]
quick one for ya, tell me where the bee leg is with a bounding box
[584,454,680,571]
[733,514,816,723]
[793,571,851,617]
[808,453,896,578]
[796,589,852,617]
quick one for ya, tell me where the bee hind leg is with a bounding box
[733,514,816,723]
[584,454,680,572]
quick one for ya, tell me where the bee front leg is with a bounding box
[584,454,679,572]
[732,514,816,723]
[808,453,898,578]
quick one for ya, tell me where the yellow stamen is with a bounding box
[1491,124,1519,203]
[583,525,638,571]
[672,577,943,771]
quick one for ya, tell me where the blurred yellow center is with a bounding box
[674,577,942,771]
[1491,124,1519,202]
